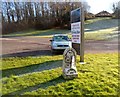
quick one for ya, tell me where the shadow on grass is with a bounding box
[2,50,52,58]
[2,49,65,58]
[4,75,66,95]
[2,60,62,78]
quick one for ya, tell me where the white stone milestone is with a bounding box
[62,47,78,79]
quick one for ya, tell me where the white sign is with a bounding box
[71,8,81,44]
[71,22,81,43]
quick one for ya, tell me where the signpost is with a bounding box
[71,8,81,55]
[71,8,81,44]
[71,7,84,63]
[80,6,85,63]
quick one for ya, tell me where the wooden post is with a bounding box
[80,5,84,63]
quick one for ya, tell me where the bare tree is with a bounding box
[112,1,120,19]
[2,1,91,34]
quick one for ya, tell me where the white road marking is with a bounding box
[0,38,18,41]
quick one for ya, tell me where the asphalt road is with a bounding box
[1,36,118,57]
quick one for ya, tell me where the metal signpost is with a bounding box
[71,7,84,63]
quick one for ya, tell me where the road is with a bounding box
[1,36,118,57]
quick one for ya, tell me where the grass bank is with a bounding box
[2,18,118,40]
[1,53,118,96]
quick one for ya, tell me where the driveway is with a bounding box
[1,36,118,57]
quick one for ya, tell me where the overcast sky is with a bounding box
[85,0,119,14]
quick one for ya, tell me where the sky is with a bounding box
[85,0,119,14]
[2,0,119,14]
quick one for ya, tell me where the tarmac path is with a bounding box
[1,36,118,57]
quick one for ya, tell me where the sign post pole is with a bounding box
[71,6,85,64]
[80,5,85,63]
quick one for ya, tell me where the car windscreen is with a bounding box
[53,36,69,41]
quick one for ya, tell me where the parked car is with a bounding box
[50,34,72,53]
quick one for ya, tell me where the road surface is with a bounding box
[1,36,118,57]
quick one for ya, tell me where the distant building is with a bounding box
[87,12,95,18]
[95,11,112,17]
[85,12,95,20]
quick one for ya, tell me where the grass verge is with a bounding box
[1,53,118,96]
[2,29,70,37]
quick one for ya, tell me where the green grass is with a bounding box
[85,27,118,40]
[2,29,70,37]
[1,53,118,96]
[2,17,119,41]
[84,17,118,40]
[85,17,111,25]
[2,56,62,71]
